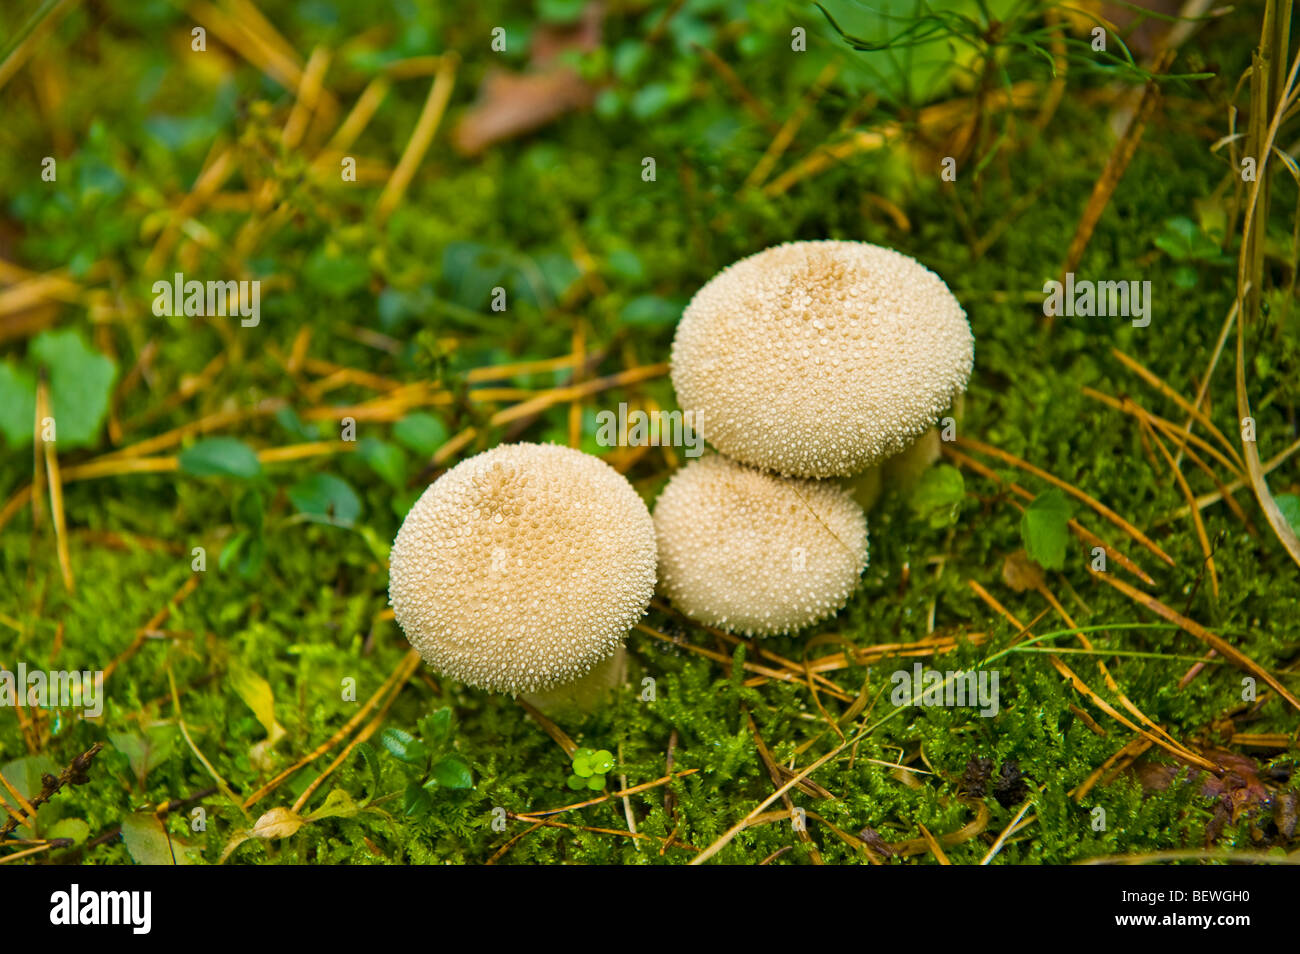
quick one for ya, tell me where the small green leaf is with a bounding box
[1154,234,1190,258]
[288,473,362,527]
[566,774,585,790]
[219,531,249,572]
[538,0,585,23]
[30,329,117,448]
[442,241,512,309]
[305,788,362,821]
[1021,488,1072,571]
[629,83,672,120]
[275,406,320,441]
[612,40,648,81]
[430,756,473,790]
[304,246,371,297]
[0,362,36,447]
[1157,216,1199,256]
[359,437,407,488]
[179,437,262,478]
[355,524,392,563]
[228,660,286,743]
[240,535,266,578]
[393,413,449,458]
[47,817,91,846]
[590,751,614,774]
[606,248,646,282]
[121,812,189,865]
[587,774,606,791]
[232,488,265,529]
[535,252,581,299]
[0,755,58,824]
[228,526,266,577]
[218,529,265,578]
[1275,494,1300,537]
[402,780,433,816]
[110,726,176,787]
[379,727,428,764]
[377,288,425,330]
[356,742,383,799]
[418,707,452,748]
[910,464,965,529]
[572,748,594,761]
[572,757,593,778]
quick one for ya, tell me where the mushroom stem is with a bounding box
[841,428,943,511]
[841,463,884,512]
[883,427,942,489]
[520,645,627,718]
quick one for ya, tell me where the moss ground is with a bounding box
[0,0,1296,864]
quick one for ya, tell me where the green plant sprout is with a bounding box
[567,748,615,792]
[1154,216,1234,289]
[379,708,474,816]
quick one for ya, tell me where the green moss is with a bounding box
[0,0,1295,865]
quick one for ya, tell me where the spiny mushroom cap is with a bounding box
[671,240,973,478]
[653,454,869,637]
[388,443,657,694]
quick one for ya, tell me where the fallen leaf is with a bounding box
[452,3,602,155]
[1129,749,1275,846]
[251,806,304,840]
[1001,550,1045,593]
[219,806,305,864]
[228,661,287,746]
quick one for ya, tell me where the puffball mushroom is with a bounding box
[388,442,656,696]
[653,454,869,637]
[671,240,973,478]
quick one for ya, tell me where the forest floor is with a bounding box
[0,0,1297,864]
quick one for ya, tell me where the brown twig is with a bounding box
[244,649,421,808]
[1057,52,1173,292]
[945,444,1156,585]
[1111,348,1245,473]
[1093,570,1300,712]
[0,743,103,838]
[691,43,778,134]
[952,437,1174,568]
[745,709,824,864]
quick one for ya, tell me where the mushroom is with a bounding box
[670,240,973,479]
[652,454,869,636]
[388,442,656,704]
[845,425,946,511]
[883,426,943,485]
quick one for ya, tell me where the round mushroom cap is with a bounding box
[671,240,973,477]
[389,443,657,694]
[653,454,869,636]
